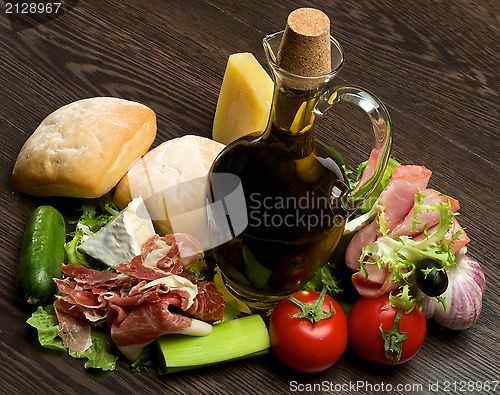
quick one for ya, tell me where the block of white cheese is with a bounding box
[212,53,274,145]
[79,197,155,268]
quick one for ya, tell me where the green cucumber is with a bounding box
[16,205,66,306]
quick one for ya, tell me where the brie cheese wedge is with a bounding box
[79,197,155,268]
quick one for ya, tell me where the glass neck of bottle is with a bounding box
[263,85,322,158]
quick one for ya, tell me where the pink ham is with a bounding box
[351,148,380,195]
[345,165,469,299]
[346,165,432,271]
[389,189,460,238]
[412,216,470,254]
[445,217,470,253]
[351,264,403,299]
[380,165,433,230]
[53,234,224,361]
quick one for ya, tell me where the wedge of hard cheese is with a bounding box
[212,53,274,145]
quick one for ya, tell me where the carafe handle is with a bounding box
[315,85,393,211]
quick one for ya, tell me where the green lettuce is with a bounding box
[69,330,119,371]
[27,305,120,371]
[27,305,66,351]
[130,346,154,373]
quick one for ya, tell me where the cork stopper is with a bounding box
[277,8,332,78]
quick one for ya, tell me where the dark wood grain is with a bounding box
[1,0,499,393]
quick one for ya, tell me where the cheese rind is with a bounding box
[212,53,274,145]
[79,197,155,268]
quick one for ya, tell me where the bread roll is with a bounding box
[12,97,156,198]
[113,135,225,245]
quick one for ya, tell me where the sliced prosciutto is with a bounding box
[345,165,469,299]
[53,233,224,361]
[109,289,213,361]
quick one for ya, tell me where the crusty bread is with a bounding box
[113,135,225,244]
[12,97,156,198]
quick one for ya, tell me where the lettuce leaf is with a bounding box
[27,305,120,371]
[130,346,154,373]
[27,305,66,351]
[69,330,119,371]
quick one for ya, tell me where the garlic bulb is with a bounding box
[422,253,486,330]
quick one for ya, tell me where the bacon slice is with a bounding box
[53,234,224,361]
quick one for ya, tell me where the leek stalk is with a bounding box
[156,315,270,374]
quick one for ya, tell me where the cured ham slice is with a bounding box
[53,298,92,355]
[351,264,403,299]
[110,291,213,361]
[346,165,432,271]
[389,189,460,238]
[186,280,225,323]
[115,234,204,280]
[60,264,133,289]
[141,234,204,269]
[412,216,470,254]
[345,165,469,299]
[53,234,224,361]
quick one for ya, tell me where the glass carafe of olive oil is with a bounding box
[207,30,392,314]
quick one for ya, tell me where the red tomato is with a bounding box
[347,294,426,365]
[269,289,348,373]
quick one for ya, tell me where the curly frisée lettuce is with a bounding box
[301,260,342,296]
[360,191,461,310]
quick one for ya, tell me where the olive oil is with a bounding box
[208,83,350,308]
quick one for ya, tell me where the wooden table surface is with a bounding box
[1,0,499,394]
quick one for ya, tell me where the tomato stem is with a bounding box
[286,287,335,324]
[379,308,408,364]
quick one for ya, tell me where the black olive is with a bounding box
[415,258,449,297]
